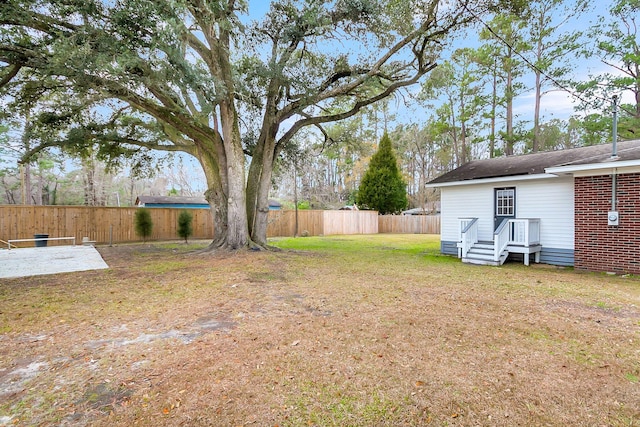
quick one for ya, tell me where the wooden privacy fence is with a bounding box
[267,210,380,236]
[378,214,440,234]
[0,205,439,246]
[266,210,325,237]
[0,206,215,246]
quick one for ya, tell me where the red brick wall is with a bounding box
[575,173,640,274]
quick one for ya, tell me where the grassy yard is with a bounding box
[0,234,639,426]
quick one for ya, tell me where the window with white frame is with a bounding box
[496,188,515,216]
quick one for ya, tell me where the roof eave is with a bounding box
[545,159,640,176]
[426,173,557,188]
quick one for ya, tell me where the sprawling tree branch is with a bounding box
[278,62,438,147]
[0,64,21,89]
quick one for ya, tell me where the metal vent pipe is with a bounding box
[612,95,618,158]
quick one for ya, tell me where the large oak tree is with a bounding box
[0,0,509,250]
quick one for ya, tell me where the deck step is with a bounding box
[462,242,508,266]
[468,247,493,256]
[462,256,502,266]
[476,242,494,249]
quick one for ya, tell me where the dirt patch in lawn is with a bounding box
[0,236,639,426]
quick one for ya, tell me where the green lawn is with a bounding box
[0,234,638,426]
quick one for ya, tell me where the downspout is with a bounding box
[612,171,617,211]
[611,95,618,213]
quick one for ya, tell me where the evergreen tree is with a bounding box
[177,210,193,243]
[357,133,407,214]
[134,208,153,243]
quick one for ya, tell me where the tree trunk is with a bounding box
[193,22,251,251]
[21,113,33,205]
[219,101,250,249]
[247,85,280,247]
[36,166,43,205]
[533,69,542,152]
[198,108,250,251]
[459,95,467,165]
[489,65,497,158]
[200,147,231,249]
[505,49,514,156]
[246,133,277,247]
[293,162,299,237]
[448,96,460,167]
[83,159,95,206]
[22,163,31,205]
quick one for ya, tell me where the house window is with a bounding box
[496,188,515,216]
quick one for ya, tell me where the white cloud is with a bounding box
[513,90,578,122]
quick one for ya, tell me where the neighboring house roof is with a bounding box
[428,139,640,186]
[268,199,282,209]
[135,196,283,209]
[136,196,209,206]
[402,202,441,215]
[339,205,359,211]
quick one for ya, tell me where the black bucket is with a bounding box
[34,234,49,247]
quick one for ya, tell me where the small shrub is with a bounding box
[134,208,153,243]
[297,201,311,210]
[177,210,194,243]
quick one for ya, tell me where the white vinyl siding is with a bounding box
[517,178,574,250]
[441,186,494,241]
[440,176,574,250]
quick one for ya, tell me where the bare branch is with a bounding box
[601,59,634,77]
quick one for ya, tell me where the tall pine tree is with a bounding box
[357,133,407,214]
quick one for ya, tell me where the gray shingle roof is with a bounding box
[428,139,640,185]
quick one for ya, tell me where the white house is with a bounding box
[426,139,640,274]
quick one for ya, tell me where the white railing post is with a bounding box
[529,219,540,245]
[459,218,478,258]
[494,219,509,261]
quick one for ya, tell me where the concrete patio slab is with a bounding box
[0,246,109,280]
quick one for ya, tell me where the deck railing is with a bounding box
[494,219,510,261]
[508,218,540,247]
[459,217,478,258]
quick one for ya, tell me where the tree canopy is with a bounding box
[0,0,510,249]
